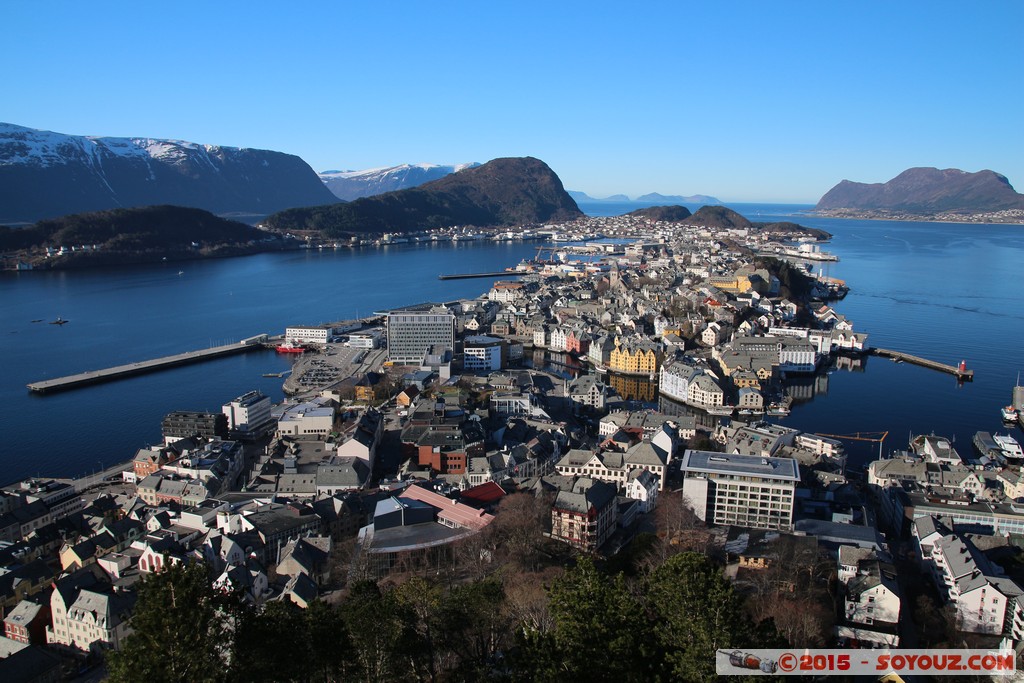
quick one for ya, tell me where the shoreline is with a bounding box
[810,209,1024,226]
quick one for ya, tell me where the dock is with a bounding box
[27,340,266,394]
[438,271,526,280]
[868,347,974,381]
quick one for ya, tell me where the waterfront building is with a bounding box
[463,335,506,373]
[608,336,661,375]
[568,375,607,413]
[285,325,332,345]
[680,450,800,530]
[222,390,274,439]
[387,307,455,364]
[348,330,381,349]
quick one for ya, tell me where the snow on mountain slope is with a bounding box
[319,162,479,200]
[0,123,338,223]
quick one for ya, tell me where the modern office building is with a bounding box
[222,390,274,438]
[386,307,455,364]
[463,335,506,372]
[680,450,800,530]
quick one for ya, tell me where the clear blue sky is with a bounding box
[3,2,1021,203]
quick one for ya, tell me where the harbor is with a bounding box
[26,337,268,394]
[868,347,974,381]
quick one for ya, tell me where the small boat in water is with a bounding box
[50,317,68,325]
[1003,405,1020,423]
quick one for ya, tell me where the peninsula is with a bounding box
[815,167,1024,224]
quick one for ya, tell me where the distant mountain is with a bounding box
[569,190,720,204]
[816,167,1024,214]
[267,157,582,236]
[320,163,480,201]
[623,205,692,222]
[635,192,721,205]
[681,205,752,230]
[568,191,631,202]
[0,123,338,223]
[0,205,287,268]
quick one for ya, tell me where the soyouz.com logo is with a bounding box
[716,649,1016,676]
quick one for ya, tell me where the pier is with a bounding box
[868,347,974,381]
[438,271,526,280]
[27,340,266,394]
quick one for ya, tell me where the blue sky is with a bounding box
[3,2,1021,203]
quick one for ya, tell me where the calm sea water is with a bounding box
[1,204,1022,481]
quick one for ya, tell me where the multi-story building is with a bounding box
[285,325,332,345]
[463,335,505,372]
[222,390,274,439]
[387,307,455,364]
[680,450,800,530]
[550,477,618,552]
[608,337,661,375]
[161,411,228,443]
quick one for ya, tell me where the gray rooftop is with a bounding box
[681,449,799,482]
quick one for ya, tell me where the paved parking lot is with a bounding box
[283,343,388,396]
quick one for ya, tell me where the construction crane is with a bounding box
[815,431,890,460]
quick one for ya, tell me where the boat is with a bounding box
[1003,405,1019,423]
[973,431,1003,460]
[994,434,1024,461]
[49,317,68,325]
[275,341,306,354]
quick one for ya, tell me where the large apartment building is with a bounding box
[680,450,800,530]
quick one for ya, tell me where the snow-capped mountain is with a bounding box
[319,162,479,201]
[0,123,337,223]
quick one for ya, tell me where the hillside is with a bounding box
[816,167,1024,215]
[0,205,286,268]
[0,123,338,223]
[623,205,692,221]
[267,157,582,236]
[680,205,753,230]
[635,192,720,205]
[320,163,479,200]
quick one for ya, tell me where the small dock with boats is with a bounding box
[868,347,974,381]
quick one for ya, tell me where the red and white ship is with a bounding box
[275,341,306,354]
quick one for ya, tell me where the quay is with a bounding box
[27,338,267,394]
[438,271,525,280]
[868,347,974,381]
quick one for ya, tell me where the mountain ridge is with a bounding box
[816,167,1024,215]
[267,157,582,237]
[0,123,338,223]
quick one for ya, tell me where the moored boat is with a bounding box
[275,341,306,354]
[994,434,1024,461]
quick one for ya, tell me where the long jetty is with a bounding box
[868,347,974,381]
[27,339,266,394]
[438,271,525,280]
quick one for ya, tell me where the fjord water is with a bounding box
[1,205,1022,482]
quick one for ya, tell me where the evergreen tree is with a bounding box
[107,562,233,683]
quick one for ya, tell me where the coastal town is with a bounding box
[3,212,1024,679]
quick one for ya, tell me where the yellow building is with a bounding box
[609,337,662,375]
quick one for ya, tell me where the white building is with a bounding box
[285,326,331,345]
[680,450,799,530]
[223,390,273,438]
[463,335,505,372]
[276,398,336,437]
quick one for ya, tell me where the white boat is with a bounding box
[1003,404,1019,423]
[994,434,1024,461]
